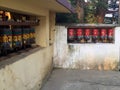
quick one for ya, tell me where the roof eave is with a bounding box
[56,0,75,13]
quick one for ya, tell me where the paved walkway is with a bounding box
[41,69,120,90]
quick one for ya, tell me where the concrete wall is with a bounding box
[0,46,53,90]
[0,1,56,90]
[36,15,50,47]
[0,18,53,90]
[49,11,56,45]
[54,26,120,70]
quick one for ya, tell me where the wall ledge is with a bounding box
[0,46,45,69]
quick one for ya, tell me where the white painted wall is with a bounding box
[54,26,120,70]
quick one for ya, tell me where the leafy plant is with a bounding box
[84,2,97,23]
[84,0,108,23]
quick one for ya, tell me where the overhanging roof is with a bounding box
[56,0,75,13]
[30,0,75,13]
[35,0,75,13]
[0,0,75,14]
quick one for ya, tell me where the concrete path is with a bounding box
[41,69,120,90]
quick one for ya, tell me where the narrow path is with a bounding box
[41,69,120,90]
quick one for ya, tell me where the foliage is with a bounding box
[84,0,108,23]
[56,0,108,24]
[85,13,97,23]
[84,3,97,23]
[68,0,77,7]
[93,0,108,15]
[56,13,79,24]
[56,0,81,24]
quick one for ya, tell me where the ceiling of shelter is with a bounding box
[11,0,70,13]
[30,0,71,12]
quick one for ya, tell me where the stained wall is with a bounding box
[54,26,120,70]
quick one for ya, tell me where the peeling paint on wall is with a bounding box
[54,26,120,70]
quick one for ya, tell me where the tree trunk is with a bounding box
[96,0,108,23]
[97,10,106,23]
[76,5,84,23]
[76,0,85,23]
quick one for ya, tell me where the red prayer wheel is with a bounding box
[68,28,75,41]
[76,28,83,41]
[100,29,107,42]
[92,29,99,43]
[101,29,107,36]
[85,29,90,36]
[76,28,83,36]
[108,29,114,36]
[68,28,74,36]
[84,29,91,42]
[93,29,99,36]
[108,28,114,42]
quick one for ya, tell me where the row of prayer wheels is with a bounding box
[0,27,35,55]
[67,28,114,43]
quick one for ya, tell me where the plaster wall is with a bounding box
[35,15,50,47]
[0,1,56,90]
[54,26,120,70]
[0,46,53,90]
[49,11,56,45]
